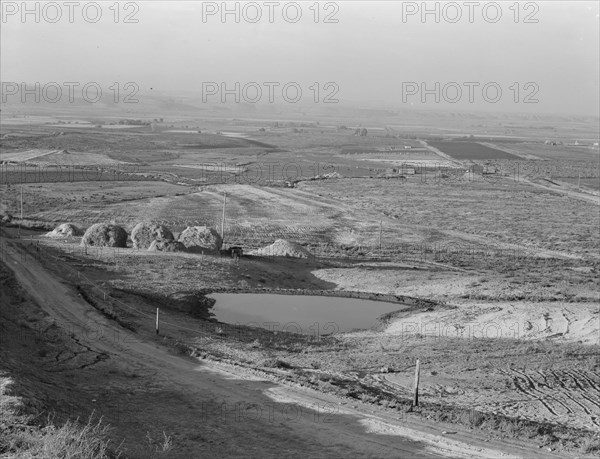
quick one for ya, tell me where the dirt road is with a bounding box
[1,235,559,458]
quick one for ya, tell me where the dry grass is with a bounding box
[3,219,55,231]
[298,178,600,258]
[0,376,122,459]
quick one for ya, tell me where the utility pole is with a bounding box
[578,172,581,190]
[18,185,23,238]
[413,359,421,407]
[156,308,160,335]
[379,220,382,253]
[221,191,226,248]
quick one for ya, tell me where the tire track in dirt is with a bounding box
[378,367,600,431]
[551,370,600,417]
[512,369,576,415]
[566,371,600,415]
[506,372,558,416]
[546,370,593,416]
[3,235,544,458]
[573,369,600,392]
[498,369,559,416]
[501,368,600,429]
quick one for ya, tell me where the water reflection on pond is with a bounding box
[209,293,406,335]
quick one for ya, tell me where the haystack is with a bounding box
[45,223,83,238]
[81,223,127,247]
[249,239,312,258]
[177,226,222,253]
[0,212,13,224]
[148,240,186,252]
[131,222,174,249]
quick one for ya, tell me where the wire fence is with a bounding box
[0,234,432,344]
[0,233,548,348]
[0,236,232,341]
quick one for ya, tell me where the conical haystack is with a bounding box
[249,239,312,258]
[131,222,174,249]
[45,223,83,238]
[177,226,222,253]
[81,223,127,248]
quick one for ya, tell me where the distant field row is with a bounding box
[428,141,520,160]
[493,160,600,179]
[298,178,600,258]
[556,177,600,190]
[493,141,600,162]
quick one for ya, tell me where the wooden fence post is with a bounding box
[156,308,160,335]
[413,359,421,407]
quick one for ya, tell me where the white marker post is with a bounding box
[156,308,160,335]
[413,359,421,407]
[221,191,227,246]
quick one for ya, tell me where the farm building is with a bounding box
[398,165,416,175]
[383,168,408,179]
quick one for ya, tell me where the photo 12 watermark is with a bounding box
[185,161,340,184]
[200,1,340,24]
[229,320,340,339]
[201,82,339,104]
[198,400,338,424]
[402,81,539,104]
[400,1,540,24]
[3,159,591,187]
[0,163,145,185]
[1,1,140,23]
[1,81,140,104]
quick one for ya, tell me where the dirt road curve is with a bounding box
[2,237,557,458]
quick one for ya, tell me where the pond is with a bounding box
[209,293,406,336]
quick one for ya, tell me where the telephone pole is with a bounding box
[155,308,160,335]
[18,185,23,238]
[221,191,226,247]
[413,359,421,407]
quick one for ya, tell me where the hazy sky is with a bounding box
[1,1,599,115]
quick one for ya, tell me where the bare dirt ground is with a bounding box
[2,227,598,457]
[0,232,562,459]
[1,116,598,457]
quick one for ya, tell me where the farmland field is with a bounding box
[3,4,600,458]
[428,141,521,160]
[491,141,600,162]
[556,176,600,190]
[1,108,599,459]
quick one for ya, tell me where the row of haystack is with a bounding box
[131,222,223,253]
[46,222,223,253]
[45,223,313,258]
